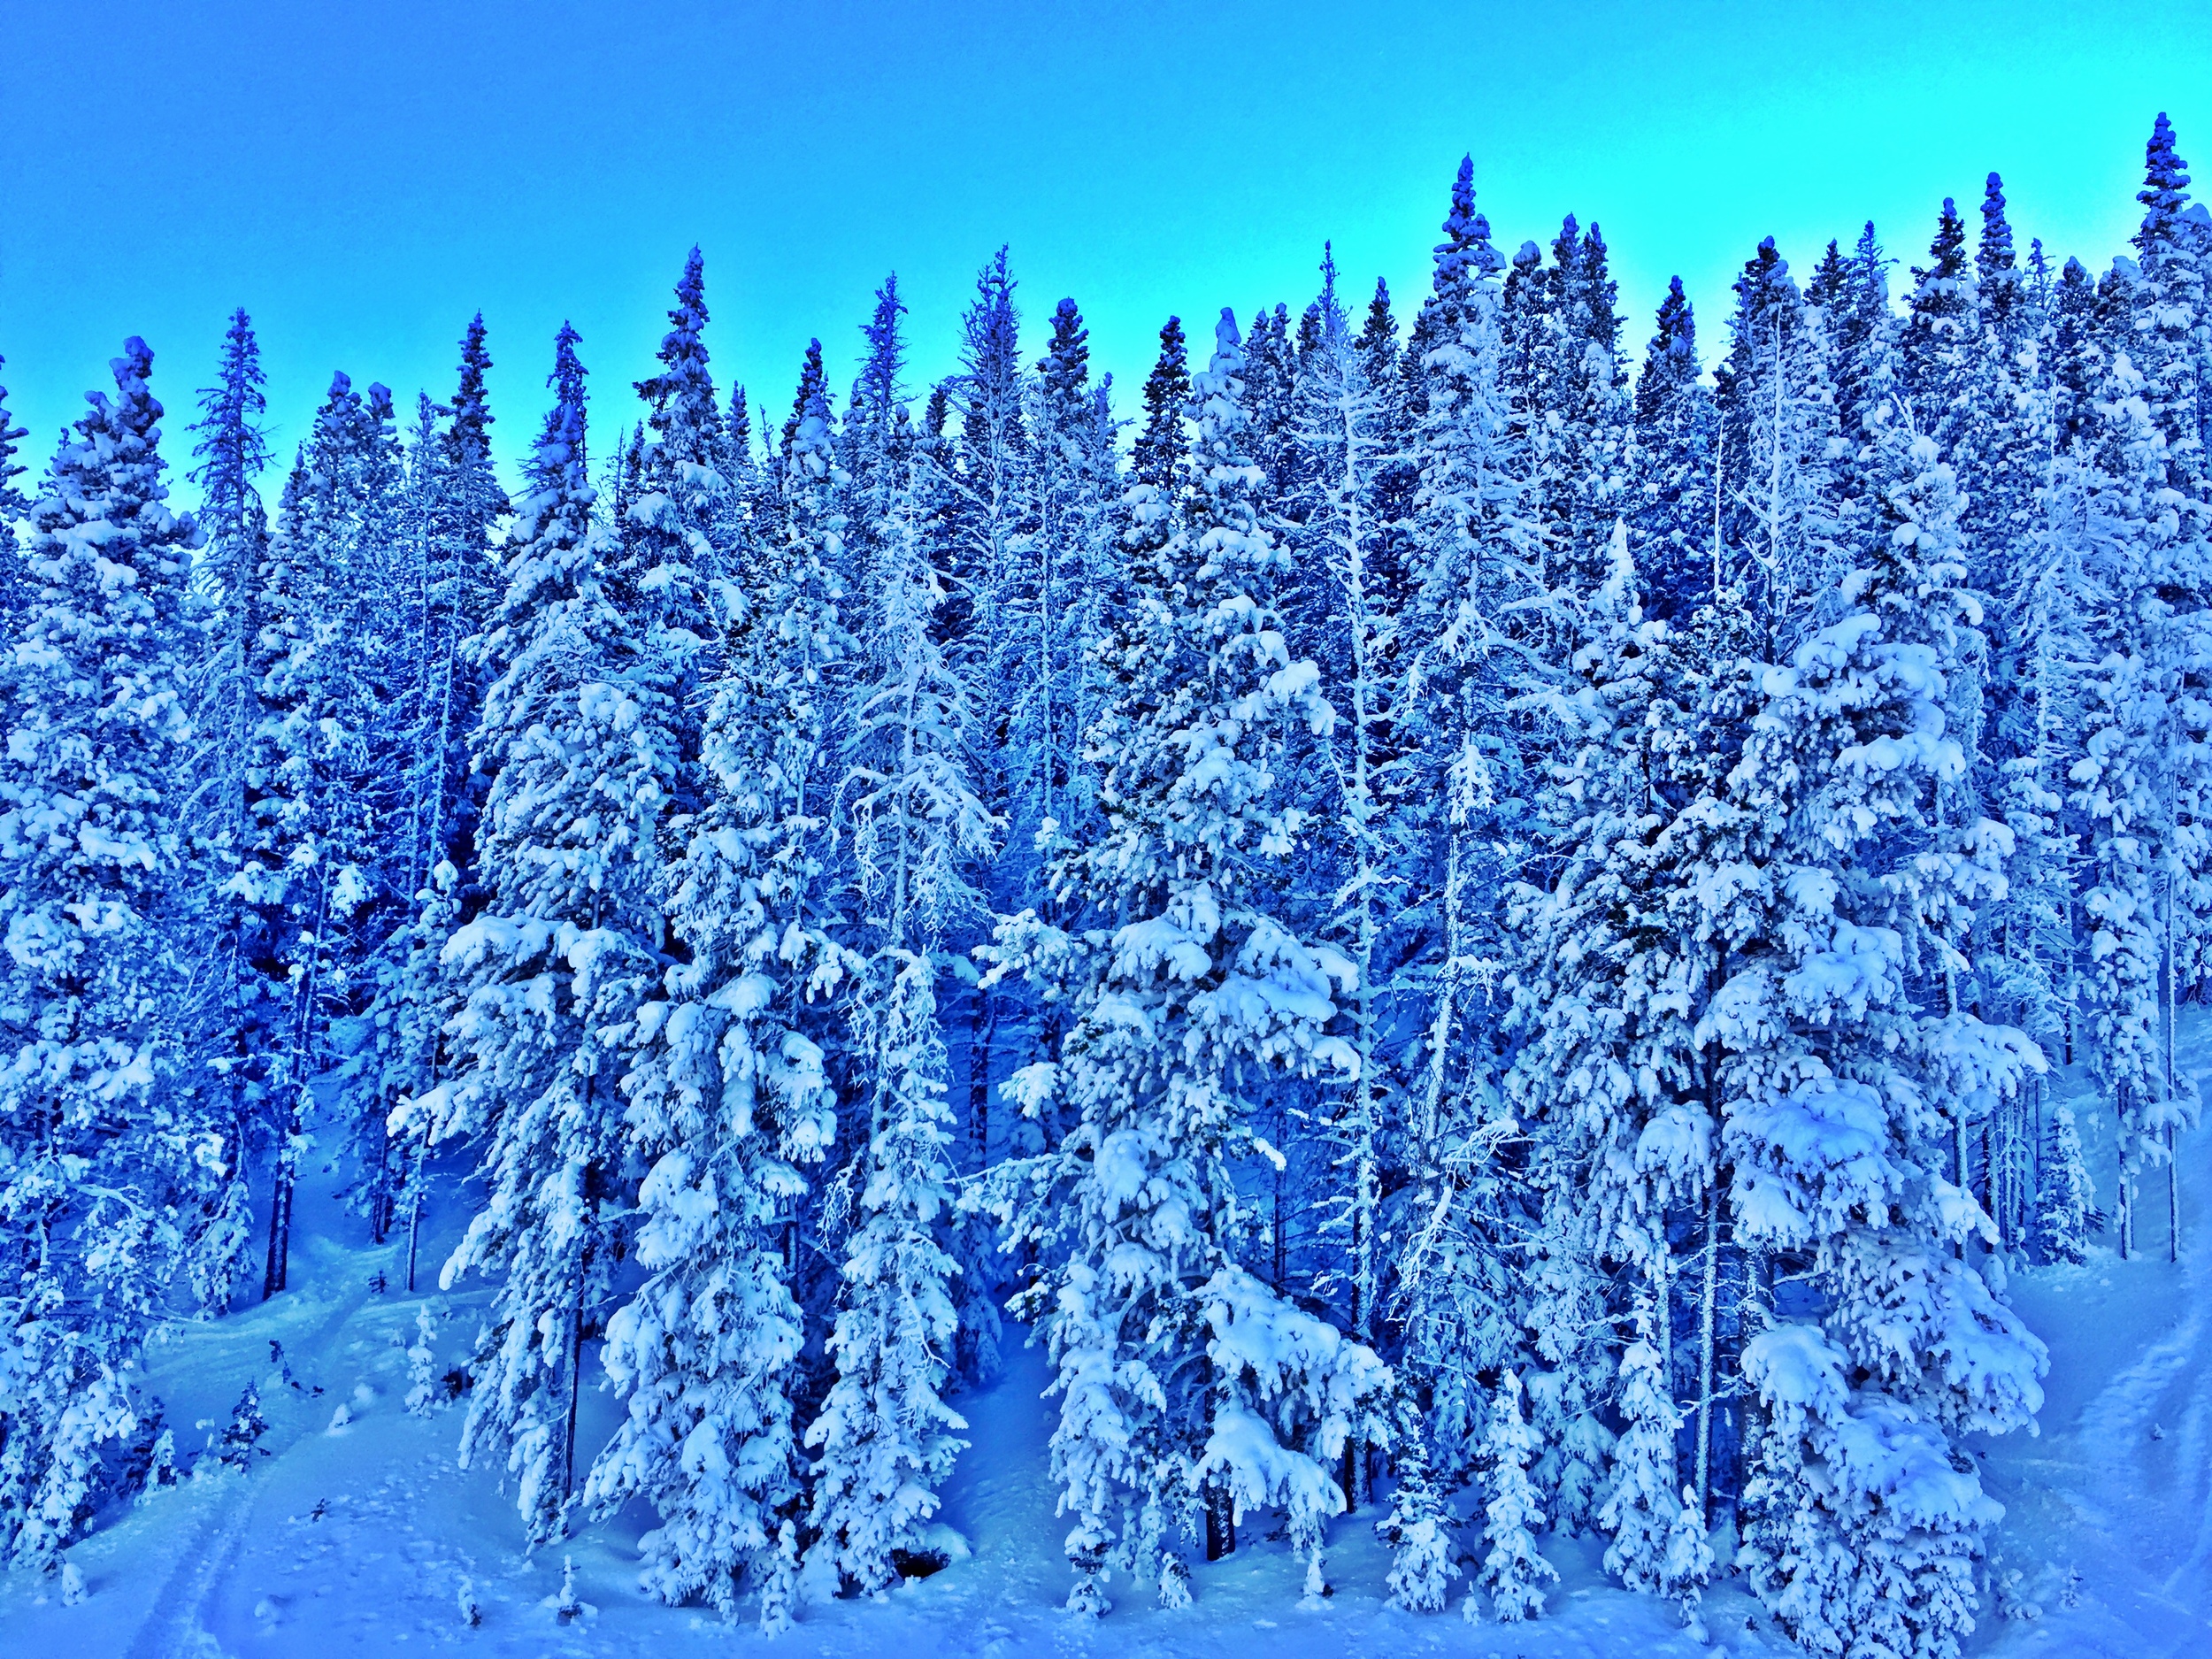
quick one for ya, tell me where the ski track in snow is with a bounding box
[12,1055,2212,1655]
[123,1252,388,1659]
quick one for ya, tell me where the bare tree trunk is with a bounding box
[2168,877,2181,1264]
[1694,1184,1719,1525]
[968,992,995,1169]
[262,1136,296,1300]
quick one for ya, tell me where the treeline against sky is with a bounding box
[0,112,2208,1656]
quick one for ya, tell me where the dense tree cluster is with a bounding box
[4,115,2209,1657]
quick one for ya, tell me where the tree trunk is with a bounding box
[1204,1482,1235,1562]
[262,1141,295,1300]
[968,992,995,1169]
[1694,1184,1718,1525]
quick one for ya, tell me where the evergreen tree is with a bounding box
[1597,1301,1682,1593]
[1729,391,2047,1659]
[182,307,273,1309]
[0,340,204,1566]
[419,326,679,1545]
[805,451,993,1594]
[1632,276,1718,620]
[1901,197,1978,446]
[588,316,856,1626]
[1471,1371,1555,1622]
[1714,236,1843,635]
[1394,157,1540,1485]
[0,354,31,618]
[2036,1102,2096,1263]
[1661,1483,1716,1635]
[1374,1390,1457,1611]
[994,310,1385,1614]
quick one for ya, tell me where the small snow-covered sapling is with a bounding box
[406,1304,440,1417]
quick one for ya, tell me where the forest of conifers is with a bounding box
[1,111,2207,1659]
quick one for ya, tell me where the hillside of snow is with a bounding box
[4,1033,2208,1659]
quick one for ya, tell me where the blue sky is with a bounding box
[2,1,2207,499]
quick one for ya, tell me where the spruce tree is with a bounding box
[1729,388,2047,1659]
[0,354,31,619]
[182,308,273,1309]
[0,340,204,1567]
[1597,1301,1683,1592]
[1632,276,1718,620]
[423,326,680,1545]
[1472,1371,1555,1622]
[589,314,856,1627]
[994,310,1385,1614]
[805,442,993,1595]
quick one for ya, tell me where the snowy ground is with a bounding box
[7,1044,2211,1659]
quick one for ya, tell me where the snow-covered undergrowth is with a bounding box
[4,1037,2206,1659]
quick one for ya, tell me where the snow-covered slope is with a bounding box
[8,1041,2210,1658]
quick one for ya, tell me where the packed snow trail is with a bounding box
[1970,1021,2212,1659]
[7,1048,2212,1655]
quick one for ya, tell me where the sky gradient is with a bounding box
[4,1,2208,501]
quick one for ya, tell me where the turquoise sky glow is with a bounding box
[3,1,2207,492]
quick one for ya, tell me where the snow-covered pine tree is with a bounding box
[1545,219,1633,596]
[1507,526,1695,1537]
[255,372,409,1294]
[1284,250,1410,1508]
[1661,1482,1715,1634]
[1714,236,1845,638]
[2125,117,2212,1259]
[0,353,27,620]
[0,339,204,1567]
[1393,158,1543,1486]
[1373,1388,1456,1611]
[940,252,1031,1174]
[1728,388,2047,1659]
[1978,334,2085,1251]
[805,438,995,1595]
[181,308,273,1310]
[415,325,679,1546]
[587,312,856,1628]
[2067,313,2201,1260]
[623,248,734,649]
[1471,1370,1555,1622]
[839,273,910,595]
[1632,276,1719,621]
[992,309,1385,1615]
[1596,1298,1682,1593]
[1900,197,1979,451]
[1022,296,1121,859]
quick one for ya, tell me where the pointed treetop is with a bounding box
[1978,173,2016,275]
[0,353,27,519]
[1356,278,1398,378]
[858,273,907,411]
[1732,236,1793,326]
[30,333,196,588]
[1923,197,1970,281]
[781,337,828,459]
[1039,296,1091,418]
[2140,112,2192,232]
[1636,277,1699,425]
[527,322,589,494]
[784,338,834,477]
[451,311,495,435]
[727,383,753,460]
[637,247,723,468]
[1432,156,1499,295]
[188,308,270,535]
[1551,212,1583,280]
[1132,315,1190,492]
[1213,304,1242,362]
